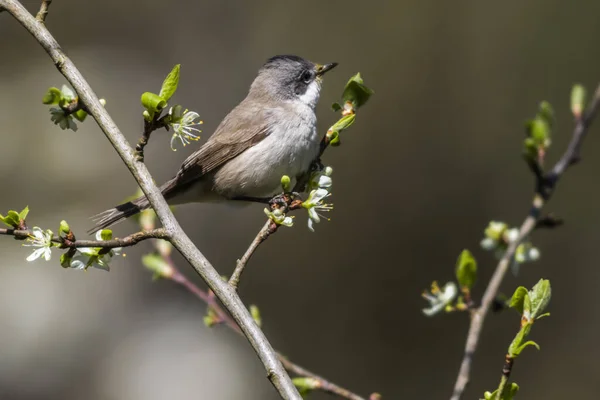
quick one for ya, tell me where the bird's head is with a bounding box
[250,55,337,108]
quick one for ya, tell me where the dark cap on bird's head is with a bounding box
[250,55,338,106]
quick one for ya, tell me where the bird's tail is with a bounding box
[88,196,150,234]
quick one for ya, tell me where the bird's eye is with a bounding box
[301,70,314,83]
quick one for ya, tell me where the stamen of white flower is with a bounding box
[170,110,203,151]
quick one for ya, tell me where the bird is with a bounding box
[89,55,337,234]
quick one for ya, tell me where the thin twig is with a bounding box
[0,2,300,397]
[35,0,51,22]
[229,220,277,289]
[0,227,168,248]
[135,115,168,162]
[450,83,600,400]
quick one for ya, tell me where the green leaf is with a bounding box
[250,305,262,327]
[141,92,167,112]
[342,73,374,109]
[42,87,62,104]
[330,113,356,132]
[19,206,29,221]
[331,102,342,112]
[72,109,88,122]
[536,312,550,320]
[523,292,532,317]
[538,101,554,128]
[60,252,73,268]
[528,279,551,319]
[508,324,532,357]
[7,210,20,225]
[455,249,477,290]
[509,286,528,314]
[483,382,519,400]
[292,377,320,394]
[571,84,587,116]
[159,64,181,101]
[514,340,540,355]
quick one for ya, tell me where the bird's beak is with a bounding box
[316,62,338,76]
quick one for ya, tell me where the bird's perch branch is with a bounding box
[450,83,600,400]
[0,1,300,398]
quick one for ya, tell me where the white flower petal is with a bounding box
[26,247,46,262]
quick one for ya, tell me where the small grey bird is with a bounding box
[90,55,337,233]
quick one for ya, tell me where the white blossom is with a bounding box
[170,109,203,150]
[23,227,54,262]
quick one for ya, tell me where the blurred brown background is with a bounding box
[2,1,600,399]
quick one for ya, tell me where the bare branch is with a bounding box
[229,220,277,289]
[135,114,168,162]
[450,83,600,400]
[35,0,51,22]
[0,1,300,397]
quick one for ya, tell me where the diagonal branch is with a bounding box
[35,0,51,22]
[450,83,600,400]
[0,1,301,398]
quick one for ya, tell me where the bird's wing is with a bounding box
[173,103,271,187]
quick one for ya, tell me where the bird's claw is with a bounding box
[269,192,303,212]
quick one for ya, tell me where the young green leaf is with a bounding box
[342,73,374,109]
[292,377,320,396]
[528,279,551,319]
[513,340,540,356]
[19,206,29,221]
[42,87,62,105]
[571,84,586,117]
[250,305,262,328]
[141,92,167,112]
[509,286,529,314]
[538,101,554,129]
[484,382,519,400]
[508,324,532,357]
[330,113,356,132]
[73,109,88,122]
[455,249,477,290]
[331,102,342,112]
[159,64,181,101]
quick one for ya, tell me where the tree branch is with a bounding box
[0,227,169,248]
[450,83,600,400]
[35,0,51,22]
[229,220,278,289]
[0,1,300,398]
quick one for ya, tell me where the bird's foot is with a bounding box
[269,192,303,212]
